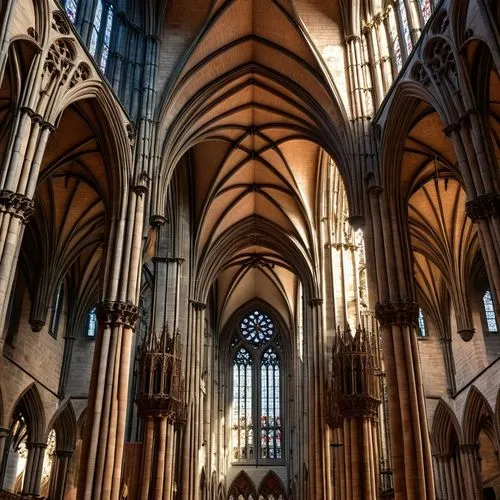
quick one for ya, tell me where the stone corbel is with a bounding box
[375,299,419,327]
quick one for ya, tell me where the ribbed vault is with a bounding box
[156,0,352,325]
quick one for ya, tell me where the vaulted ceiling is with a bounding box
[155,0,351,330]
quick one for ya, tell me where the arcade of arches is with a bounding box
[0,0,499,499]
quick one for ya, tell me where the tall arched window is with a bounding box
[89,0,103,56]
[231,309,283,463]
[483,290,498,333]
[388,7,403,71]
[417,308,427,337]
[397,0,413,56]
[88,0,113,73]
[86,306,98,337]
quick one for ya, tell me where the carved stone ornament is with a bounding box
[458,328,475,342]
[340,394,380,419]
[97,301,140,329]
[375,299,419,327]
[0,190,35,223]
[465,193,500,222]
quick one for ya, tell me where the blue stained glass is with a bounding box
[483,291,498,333]
[417,308,426,337]
[87,307,97,337]
[100,6,113,72]
[65,0,78,23]
[89,0,103,56]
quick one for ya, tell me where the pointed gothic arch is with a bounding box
[463,386,496,445]
[227,471,257,500]
[258,470,286,499]
[431,400,463,455]
[9,383,45,445]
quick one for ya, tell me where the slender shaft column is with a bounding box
[139,416,154,500]
[304,298,326,498]
[181,300,205,500]
[154,416,167,500]
[49,450,73,500]
[78,188,145,500]
[163,421,175,500]
[365,186,435,499]
[22,441,46,496]
[0,426,9,478]
[459,444,482,499]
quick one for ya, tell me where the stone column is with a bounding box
[459,444,482,500]
[304,297,327,499]
[22,441,46,496]
[181,300,205,500]
[365,187,435,499]
[48,450,73,500]
[0,426,9,478]
[77,188,145,500]
[0,112,52,340]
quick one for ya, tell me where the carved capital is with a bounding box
[190,300,206,311]
[97,301,140,329]
[465,193,500,222]
[150,214,168,227]
[307,298,323,307]
[0,190,35,223]
[375,299,419,327]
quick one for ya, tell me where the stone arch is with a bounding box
[258,470,287,499]
[9,383,45,445]
[462,385,496,444]
[431,399,463,455]
[227,471,257,500]
[46,401,77,453]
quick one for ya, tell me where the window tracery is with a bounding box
[231,309,283,464]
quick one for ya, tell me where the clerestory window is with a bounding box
[86,306,98,338]
[483,290,498,334]
[417,308,427,337]
[231,309,283,463]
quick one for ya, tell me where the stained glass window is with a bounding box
[417,308,426,337]
[86,306,97,337]
[241,310,274,345]
[232,348,254,460]
[260,347,281,459]
[232,309,283,463]
[388,8,403,71]
[49,282,64,339]
[89,0,103,56]
[398,0,413,55]
[65,0,78,23]
[483,290,498,333]
[99,5,113,72]
[418,0,432,23]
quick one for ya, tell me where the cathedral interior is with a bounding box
[0,0,499,499]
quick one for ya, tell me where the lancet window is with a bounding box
[89,0,114,73]
[417,308,427,337]
[231,309,283,463]
[483,290,498,333]
[86,306,97,337]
